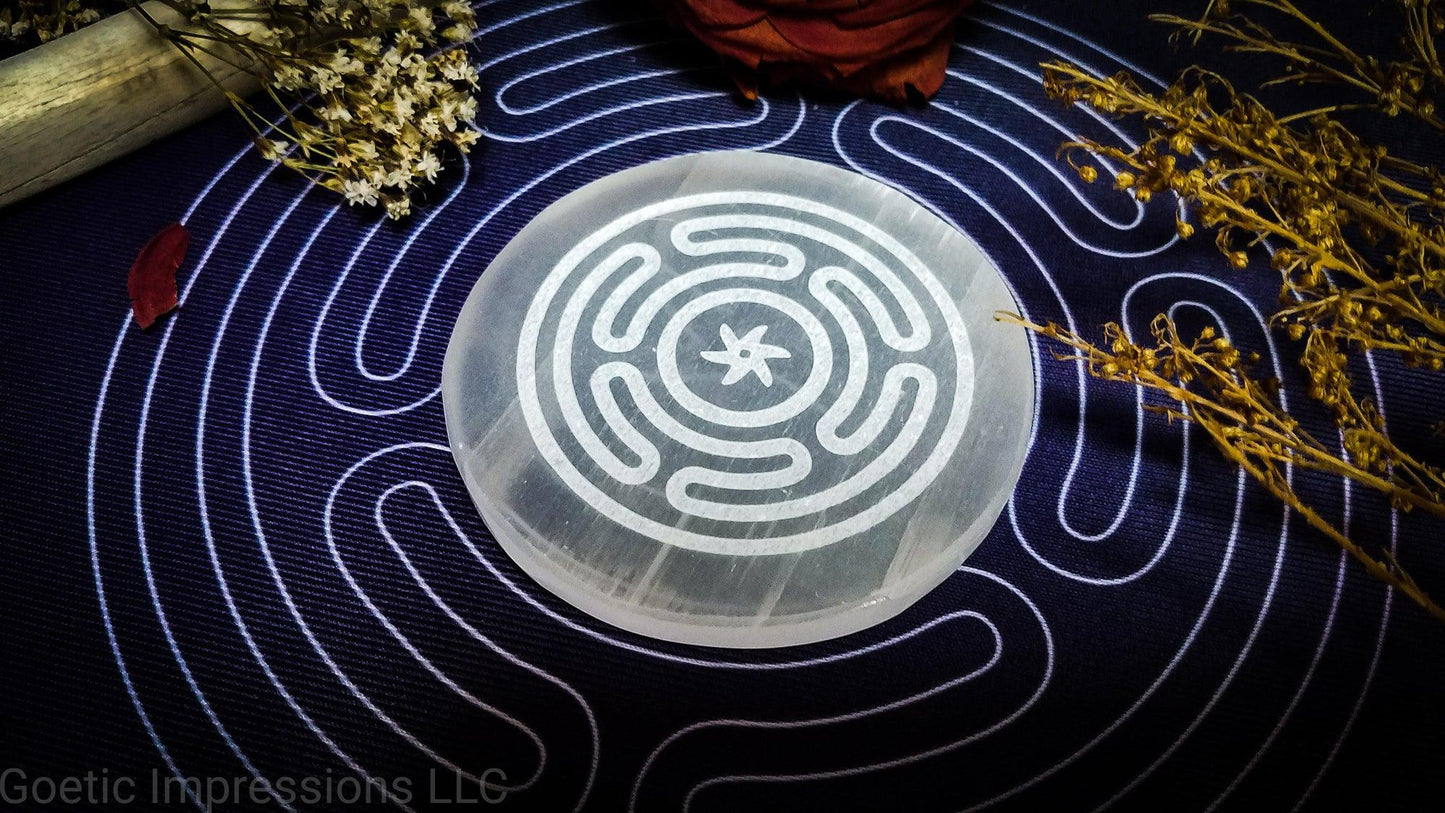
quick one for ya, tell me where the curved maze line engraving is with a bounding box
[518,194,972,555]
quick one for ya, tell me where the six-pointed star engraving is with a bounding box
[699,324,791,387]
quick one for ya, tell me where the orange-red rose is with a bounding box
[657,0,975,103]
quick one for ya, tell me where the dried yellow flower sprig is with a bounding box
[1159,0,1443,131]
[132,0,481,218]
[1043,64,1445,372]
[1029,0,1445,618]
[999,313,1445,623]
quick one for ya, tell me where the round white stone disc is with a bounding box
[443,151,1033,648]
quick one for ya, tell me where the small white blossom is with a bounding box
[272,64,306,91]
[329,50,365,76]
[392,93,415,120]
[442,2,473,21]
[414,152,442,181]
[440,59,477,86]
[342,179,379,207]
[311,66,343,93]
[349,140,379,161]
[457,95,478,123]
[452,128,479,151]
[159,0,490,218]
[385,197,412,219]
[254,138,289,161]
[394,30,421,52]
[407,6,434,35]
[318,101,354,122]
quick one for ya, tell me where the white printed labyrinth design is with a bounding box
[516,192,975,556]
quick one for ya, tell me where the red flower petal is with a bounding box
[768,4,962,63]
[672,0,768,28]
[127,222,189,330]
[658,0,975,102]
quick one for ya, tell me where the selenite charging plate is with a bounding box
[443,151,1033,648]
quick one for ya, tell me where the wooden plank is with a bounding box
[0,1,261,208]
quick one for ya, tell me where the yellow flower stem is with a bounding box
[998,312,1445,621]
[1152,15,1379,97]
[1272,103,1374,124]
[1197,417,1445,623]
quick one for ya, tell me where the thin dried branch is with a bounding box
[999,313,1445,623]
[1035,0,1445,620]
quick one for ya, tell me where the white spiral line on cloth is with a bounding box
[928,44,1203,555]
[90,2,740,808]
[82,1,1397,810]
[220,174,564,799]
[480,19,724,143]
[493,38,693,117]
[150,185,313,813]
[317,448,600,801]
[1088,293,1288,812]
[191,185,425,809]
[949,45,1151,224]
[1291,505,1394,811]
[831,6,1390,809]
[834,109,1264,811]
[982,6,1392,807]
[926,76,1175,258]
[88,143,261,813]
[101,152,420,811]
[204,148,592,805]
[303,0,984,675]
[307,28,803,417]
[186,161,584,809]
[1013,270,1194,584]
[632,569,1053,813]
[142,162,374,812]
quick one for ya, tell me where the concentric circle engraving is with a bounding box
[517,193,974,556]
[444,151,1033,647]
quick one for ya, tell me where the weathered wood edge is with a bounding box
[0,1,262,209]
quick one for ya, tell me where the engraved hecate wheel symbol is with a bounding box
[516,191,975,557]
[446,151,1032,646]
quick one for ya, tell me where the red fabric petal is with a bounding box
[657,0,975,102]
[769,4,963,62]
[670,0,769,28]
[842,21,957,102]
[127,222,188,330]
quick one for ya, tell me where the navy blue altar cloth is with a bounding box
[2,1,1442,810]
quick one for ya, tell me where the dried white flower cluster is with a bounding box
[158,0,482,218]
[0,0,104,45]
